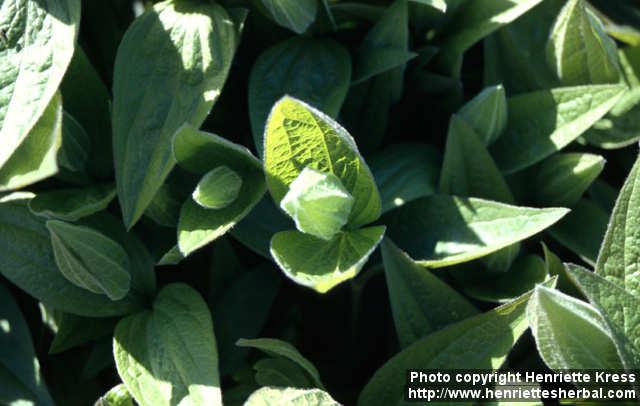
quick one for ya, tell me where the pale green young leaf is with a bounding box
[237,338,324,389]
[369,143,440,214]
[113,0,240,228]
[244,387,339,406]
[270,226,385,293]
[193,166,243,210]
[0,92,62,192]
[440,115,513,202]
[47,220,131,301]
[280,167,354,241]
[264,96,381,227]
[358,290,536,406]
[0,194,140,317]
[384,195,569,268]
[535,153,605,207]
[353,0,415,84]
[546,0,620,85]
[528,285,622,370]
[249,37,351,156]
[567,264,640,369]
[0,284,54,406]
[490,84,625,173]
[596,154,640,295]
[0,0,79,169]
[28,184,115,222]
[257,0,317,34]
[173,125,265,256]
[381,239,478,348]
[95,384,133,406]
[459,255,548,303]
[549,198,608,266]
[458,85,508,145]
[114,284,221,406]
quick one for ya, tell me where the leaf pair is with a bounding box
[113,0,244,228]
[264,97,385,293]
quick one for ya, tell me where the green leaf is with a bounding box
[340,0,411,151]
[264,96,381,228]
[384,195,569,267]
[249,37,351,156]
[95,384,133,406]
[236,338,324,389]
[596,154,640,295]
[213,266,281,375]
[28,184,115,222]
[244,387,339,406]
[584,47,640,149]
[46,310,116,354]
[256,0,318,34]
[230,197,293,259]
[410,0,446,13]
[353,0,415,84]
[253,358,314,389]
[567,264,640,369]
[528,285,623,369]
[0,92,62,192]
[458,255,548,303]
[0,0,79,169]
[439,115,517,272]
[280,167,354,241]
[47,220,132,301]
[381,239,478,348]
[0,284,53,406]
[114,284,221,406]
[549,198,608,266]
[440,115,514,202]
[358,290,535,406]
[546,0,620,85]
[60,47,113,179]
[584,89,640,149]
[490,84,625,173]
[113,0,241,228]
[57,111,90,183]
[0,194,141,317]
[483,0,563,94]
[437,0,543,75]
[535,153,605,207]
[369,143,440,214]
[542,242,581,297]
[270,226,386,293]
[173,125,265,256]
[193,166,243,210]
[458,85,508,145]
